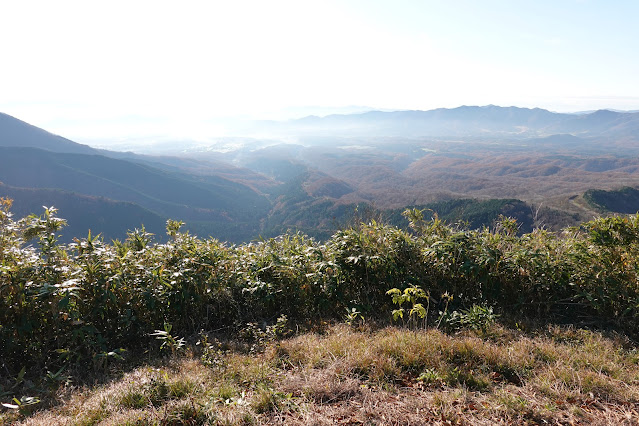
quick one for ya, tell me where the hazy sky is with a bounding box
[1,0,638,144]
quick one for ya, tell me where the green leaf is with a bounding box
[410,303,427,319]
[392,308,404,321]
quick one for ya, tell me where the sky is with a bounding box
[1,0,639,145]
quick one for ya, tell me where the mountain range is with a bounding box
[243,105,639,141]
[1,106,639,243]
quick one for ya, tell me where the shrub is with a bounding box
[2,201,639,379]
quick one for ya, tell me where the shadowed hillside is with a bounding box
[0,112,97,154]
[0,183,167,242]
[0,147,271,242]
[584,186,639,214]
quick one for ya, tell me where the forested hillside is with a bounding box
[3,109,639,245]
[0,147,270,242]
[585,186,639,214]
[0,183,167,241]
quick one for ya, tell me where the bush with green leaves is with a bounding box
[329,220,425,315]
[440,305,499,333]
[2,200,639,382]
[386,285,429,328]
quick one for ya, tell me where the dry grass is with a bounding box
[3,324,639,425]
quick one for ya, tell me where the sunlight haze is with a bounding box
[1,0,638,145]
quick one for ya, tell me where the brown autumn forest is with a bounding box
[3,106,639,244]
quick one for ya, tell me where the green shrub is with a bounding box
[2,199,639,381]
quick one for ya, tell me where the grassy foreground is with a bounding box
[3,324,639,425]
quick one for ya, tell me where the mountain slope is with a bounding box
[0,183,167,243]
[0,112,98,154]
[0,147,271,241]
[584,186,639,214]
[0,113,283,242]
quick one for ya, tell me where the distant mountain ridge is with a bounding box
[256,105,639,139]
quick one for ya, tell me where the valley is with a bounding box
[2,106,639,244]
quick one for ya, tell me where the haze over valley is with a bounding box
[2,105,639,243]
